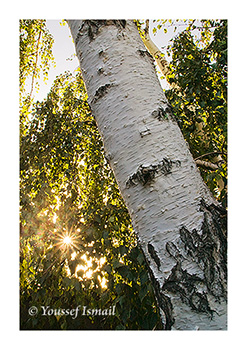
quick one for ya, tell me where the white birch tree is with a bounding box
[68,19,227,330]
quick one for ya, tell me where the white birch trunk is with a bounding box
[68,20,227,330]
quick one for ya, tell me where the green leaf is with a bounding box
[140,270,149,285]
[117,265,130,278]
[108,216,114,222]
[139,284,148,301]
[113,260,124,269]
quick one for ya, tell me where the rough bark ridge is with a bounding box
[68,19,227,330]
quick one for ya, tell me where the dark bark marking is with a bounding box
[150,273,174,330]
[148,243,161,271]
[126,164,157,187]
[166,241,182,261]
[151,107,169,121]
[98,67,104,74]
[162,262,214,317]
[179,200,227,300]
[161,199,227,318]
[137,49,154,61]
[140,245,174,329]
[77,20,126,42]
[160,158,173,175]
[139,127,151,138]
[160,292,174,330]
[201,200,227,298]
[160,100,178,123]
[126,157,181,187]
[92,83,114,103]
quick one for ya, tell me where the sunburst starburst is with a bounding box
[54,231,81,252]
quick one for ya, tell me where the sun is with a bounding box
[54,231,81,252]
[63,236,72,246]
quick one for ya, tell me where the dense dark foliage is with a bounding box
[165,20,227,207]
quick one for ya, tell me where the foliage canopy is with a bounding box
[162,20,227,206]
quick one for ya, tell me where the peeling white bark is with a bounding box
[68,20,227,330]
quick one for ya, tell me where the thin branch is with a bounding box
[194,151,227,161]
[142,20,170,77]
[195,159,218,171]
[29,30,42,100]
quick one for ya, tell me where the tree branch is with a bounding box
[194,151,227,161]
[195,159,219,171]
[142,20,170,77]
[29,30,42,100]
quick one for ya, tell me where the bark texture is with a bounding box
[68,19,227,330]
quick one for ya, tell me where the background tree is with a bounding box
[19,19,55,132]
[164,20,227,207]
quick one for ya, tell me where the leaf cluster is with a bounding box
[19,20,55,94]
[163,20,227,206]
[19,20,55,131]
